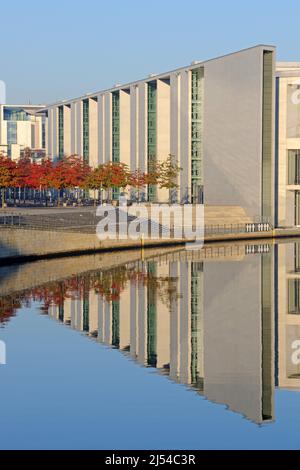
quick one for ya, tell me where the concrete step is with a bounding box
[204,205,253,225]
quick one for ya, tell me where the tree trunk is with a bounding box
[2,187,5,208]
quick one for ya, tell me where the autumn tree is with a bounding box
[157,154,182,203]
[84,166,106,205]
[15,156,33,204]
[128,169,147,202]
[0,155,17,207]
[100,162,129,203]
[26,159,54,205]
[48,155,91,205]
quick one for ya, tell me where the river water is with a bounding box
[1,240,300,449]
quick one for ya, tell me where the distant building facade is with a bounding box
[276,63,300,226]
[0,104,46,161]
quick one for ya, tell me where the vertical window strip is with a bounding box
[191,68,204,203]
[147,82,157,202]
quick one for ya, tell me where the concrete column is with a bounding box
[52,107,58,159]
[63,298,72,325]
[89,290,99,335]
[104,93,112,162]
[119,285,131,350]
[97,94,105,164]
[47,108,54,157]
[63,105,71,157]
[157,78,171,202]
[130,280,138,359]
[138,83,147,173]
[156,262,171,369]
[170,72,181,176]
[180,70,191,202]
[130,85,139,171]
[120,90,131,166]
[76,100,82,157]
[169,261,180,381]
[137,282,147,365]
[104,301,112,345]
[71,102,77,155]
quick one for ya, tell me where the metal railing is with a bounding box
[0,212,99,233]
[204,221,272,236]
[0,211,274,236]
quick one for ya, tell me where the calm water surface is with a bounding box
[1,241,300,449]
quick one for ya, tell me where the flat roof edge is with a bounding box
[38,44,276,110]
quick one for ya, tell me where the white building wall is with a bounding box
[170,73,181,185]
[119,90,131,166]
[97,94,105,164]
[157,79,171,202]
[179,70,190,201]
[138,83,147,173]
[38,45,276,215]
[52,107,58,159]
[130,85,139,172]
[203,46,275,220]
[70,102,77,155]
[76,101,82,157]
[104,93,111,162]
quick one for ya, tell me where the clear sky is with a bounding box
[2,0,300,104]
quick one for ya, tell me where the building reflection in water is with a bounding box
[276,243,300,389]
[4,241,297,425]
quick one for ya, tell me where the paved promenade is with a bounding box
[0,207,299,264]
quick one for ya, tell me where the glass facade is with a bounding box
[112,91,120,200]
[58,304,64,322]
[42,115,46,149]
[147,261,157,367]
[7,122,17,145]
[191,69,204,203]
[4,107,29,121]
[147,82,157,202]
[58,106,64,159]
[82,99,89,163]
[191,262,203,384]
[112,91,120,163]
[289,279,300,314]
[288,150,300,185]
[112,300,120,348]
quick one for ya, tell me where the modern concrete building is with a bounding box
[276,241,300,389]
[46,246,274,424]
[38,45,275,223]
[276,63,300,226]
[0,104,46,161]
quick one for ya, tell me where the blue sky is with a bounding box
[2,0,300,104]
[2,305,300,450]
